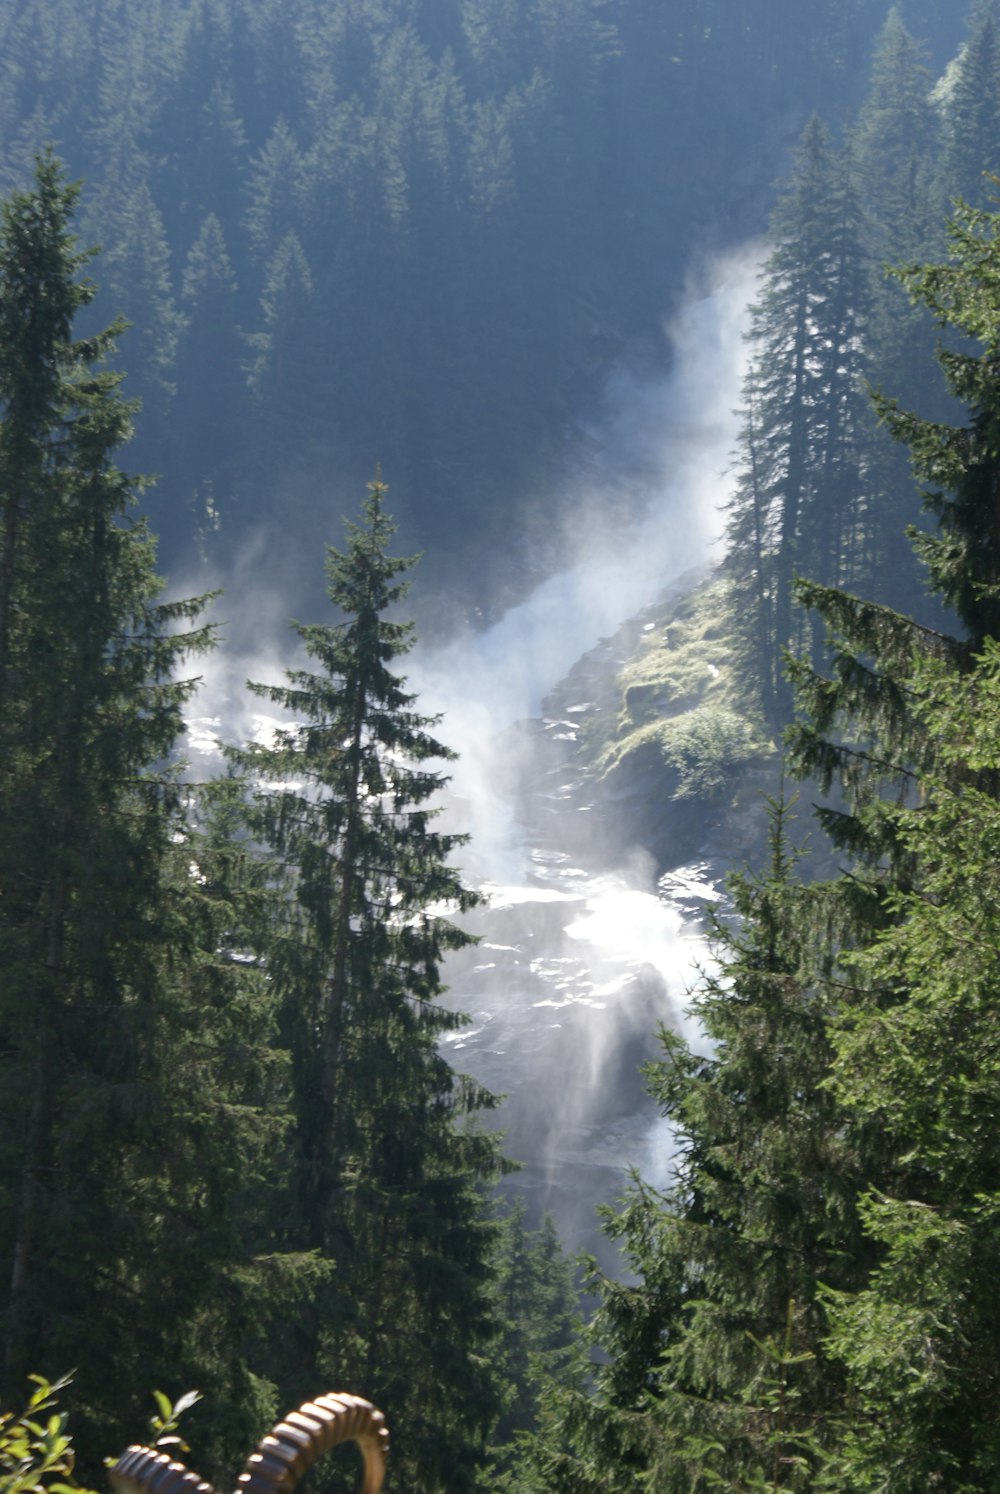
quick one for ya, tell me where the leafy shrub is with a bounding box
[658,704,763,801]
[0,1380,200,1494]
[0,1377,97,1494]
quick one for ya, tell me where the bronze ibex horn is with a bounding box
[109,1393,389,1494]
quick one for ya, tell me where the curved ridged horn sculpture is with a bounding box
[109,1394,389,1494]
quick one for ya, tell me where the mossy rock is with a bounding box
[542,567,779,866]
[600,703,771,806]
[624,678,683,724]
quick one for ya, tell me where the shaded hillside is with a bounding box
[0,0,970,609]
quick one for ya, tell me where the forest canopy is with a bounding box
[6,2,1000,1491]
[0,0,972,609]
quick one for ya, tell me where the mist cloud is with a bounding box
[175,243,757,1257]
[410,242,760,872]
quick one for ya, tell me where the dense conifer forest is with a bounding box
[8,1,1000,1491]
[0,0,971,604]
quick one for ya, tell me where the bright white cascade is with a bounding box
[183,248,755,1263]
[409,248,756,1261]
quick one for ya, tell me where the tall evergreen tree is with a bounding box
[935,10,1000,210]
[724,116,870,725]
[850,6,943,616]
[0,155,285,1479]
[535,179,1000,1494]
[789,189,1000,850]
[485,1199,585,1492]
[244,228,328,482]
[81,175,184,466]
[243,116,305,268]
[816,641,1000,1491]
[173,211,243,539]
[235,478,506,1493]
[854,7,939,295]
[535,796,869,1492]
[784,173,1000,1494]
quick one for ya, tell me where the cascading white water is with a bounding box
[409,247,757,1262]
[182,245,757,1265]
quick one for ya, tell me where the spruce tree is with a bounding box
[236,478,505,1493]
[935,11,1000,211]
[882,193,1000,644]
[784,182,1000,1494]
[724,117,870,725]
[850,6,943,617]
[854,6,937,266]
[816,643,1000,1490]
[526,174,1000,1449]
[244,229,326,479]
[81,176,184,463]
[485,1200,585,1492]
[0,152,197,1395]
[244,117,305,268]
[788,190,1000,854]
[173,212,242,538]
[0,154,292,1483]
[536,797,868,1492]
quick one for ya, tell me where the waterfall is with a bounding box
[409,246,757,1261]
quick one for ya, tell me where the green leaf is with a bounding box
[152,1392,172,1424]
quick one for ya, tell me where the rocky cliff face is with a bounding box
[442,566,782,1266]
[533,566,777,874]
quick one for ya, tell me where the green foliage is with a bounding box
[815,643,1000,1489]
[606,577,734,717]
[724,114,870,723]
[878,191,1000,646]
[234,478,506,1492]
[10,10,1000,1488]
[578,577,773,833]
[0,0,943,586]
[849,6,945,617]
[0,156,575,1493]
[146,1389,202,1456]
[0,1379,96,1494]
[788,188,1000,862]
[782,175,1000,1491]
[0,1380,203,1494]
[534,794,864,1490]
[599,705,765,805]
[483,1200,586,1490]
[0,156,291,1485]
[934,12,1000,210]
[657,706,765,803]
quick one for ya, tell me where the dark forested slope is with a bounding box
[0,0,969,610]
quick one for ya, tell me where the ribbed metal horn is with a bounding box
[109,1446,215,1494]
[108,1394,388,1494]
[237,1395,388,1494]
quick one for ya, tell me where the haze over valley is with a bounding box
[6,3,1000,1489]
